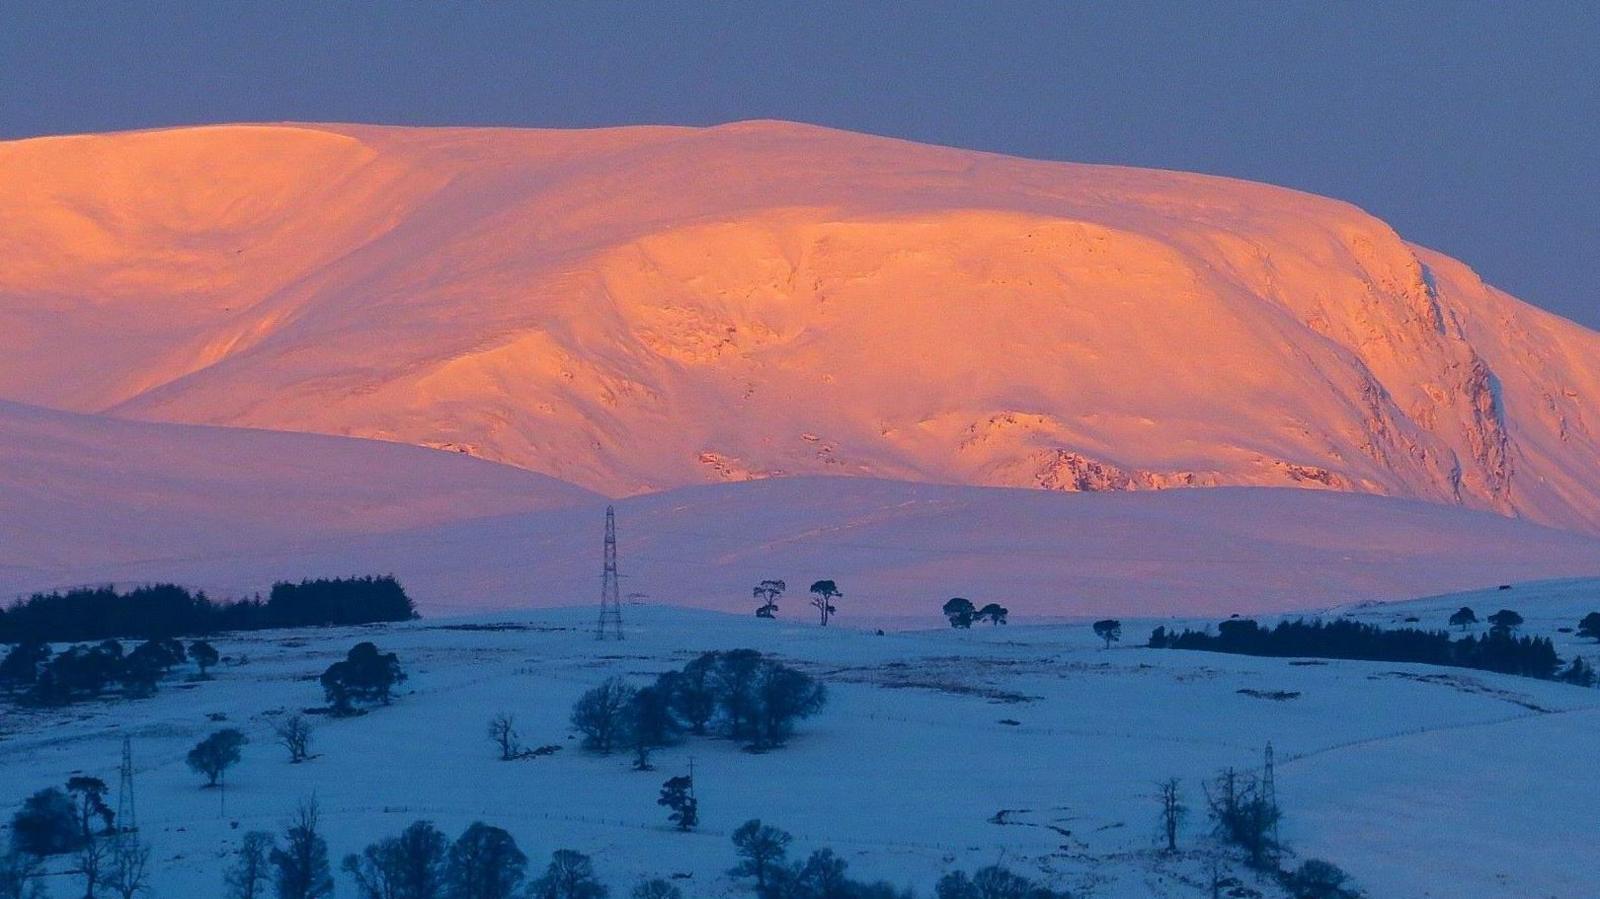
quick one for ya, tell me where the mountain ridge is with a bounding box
[3,120,1598,531]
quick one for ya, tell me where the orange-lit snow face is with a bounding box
[1,120,1597,533]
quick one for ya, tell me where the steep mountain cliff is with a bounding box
[3,121,1597,531]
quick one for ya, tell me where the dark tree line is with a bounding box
[1150,617,1565,680]
[0,576,416,645]
[572,650,826,755]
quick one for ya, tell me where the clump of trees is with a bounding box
[0,576,416,644]
[1,636,199,705]
[728,819,935,898]
[942,599,1007,628]
[336,818,579,899]
[571,650,826,755]
[1150,617,1564,680]
[934,866,1066,898]
[1204,766,1280,869]
[1577,611,1600,642]
[321,642,405,715]
[7,778,150,898]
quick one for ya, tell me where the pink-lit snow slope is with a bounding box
[0,400,596,591]
[3,121,1599,533]
[10,456,1598,621]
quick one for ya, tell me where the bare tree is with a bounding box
[77,837,110,898]
[274,715,314,764]
[1157,778,1186,853]
[107,838,151,899]
[570,678,636,754]
[1204,767,1279,868]
[225,831,275,899]
[270,798,333,899]
[488,713,522,761]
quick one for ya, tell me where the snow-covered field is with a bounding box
[5,580,1597,898]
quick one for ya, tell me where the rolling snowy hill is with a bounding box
[4,122,1600,534]
[3,587,1597,898]
[10,458,1599,620]
[0,400,596,592]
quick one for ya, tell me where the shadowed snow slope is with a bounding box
[12,470,1598,621]
[0,400,597,589]
[4,122,1600,532]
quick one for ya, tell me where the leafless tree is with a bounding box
[488,712,522,761]
[570,678,636,754]
[224,831,274,899]
[274,715,314,764]
[77,837,110,898]
[1157,778,1186,853]
[107,838,151,899]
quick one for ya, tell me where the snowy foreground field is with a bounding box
[4,582,1600,898]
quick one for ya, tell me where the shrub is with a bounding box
[1284,859,1363,898]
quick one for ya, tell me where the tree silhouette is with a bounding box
[529,849,608,899]
[752,580,786,618]
[224,831,274,899]
[658,776,697,831]
[943,598,975,628]
[187,729,246,788]
[729,819,791,892]
[66,776,114,841]
[1577,611,1600,642]
[571,678,636,754]
[808,581,841,627]
[321,642,405,714]
[1093,619,1123,648]
[269,798,333,899]
[1448,607,1478,630]
[274,715,314,764]
[976,603,1009,626]
[1487,609,1524,633]
[488,712,522,761]
[1157,778,1185,853]
[446,823,526,899]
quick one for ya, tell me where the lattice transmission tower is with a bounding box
[116,735,137,836]
[1262,741,1280,856]
[597,505,623,640]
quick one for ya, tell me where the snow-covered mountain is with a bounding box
[4,121,1600,534]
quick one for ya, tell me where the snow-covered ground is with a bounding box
[5,579,1597,898]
